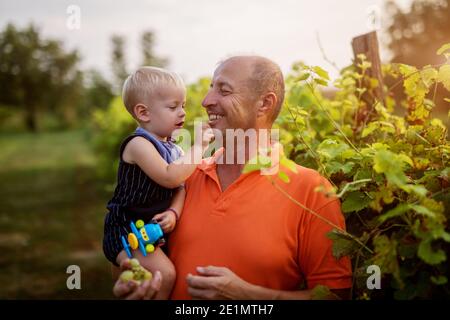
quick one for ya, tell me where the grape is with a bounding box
[144,271,152,280]
[119,260,153,284]
[120,270,134,282]
[130,258,140,268]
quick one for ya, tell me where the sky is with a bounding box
[0,0,413,84]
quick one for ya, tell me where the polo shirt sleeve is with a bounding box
[297,177,353,290]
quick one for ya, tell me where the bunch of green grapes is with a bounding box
[119,258,152,284]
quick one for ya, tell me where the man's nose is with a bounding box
[202,90,216,109]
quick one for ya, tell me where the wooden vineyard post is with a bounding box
[351,31,385,110]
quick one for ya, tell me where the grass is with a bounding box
[0,130,114,299]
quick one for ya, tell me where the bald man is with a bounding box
[113,56,352,300]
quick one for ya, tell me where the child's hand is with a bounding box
[196,123,215,150]
[153,210,177,233]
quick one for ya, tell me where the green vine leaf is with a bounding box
[342,191,372,213]
[314,78,328,86]
[418,239,446,265]
[278,170,290,183]
[436,43,450,56]
[373,150,409,186]
[313,66,330,80]
[437,65,450,91]
[430,275,448,285]
[378,204,436,223]
[327,229,357,259]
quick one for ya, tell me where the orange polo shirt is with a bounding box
[168,159,352,299]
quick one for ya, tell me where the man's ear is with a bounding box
[256,92,277,118]
[134,104,151,122]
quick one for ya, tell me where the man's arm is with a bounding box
[186,266,350,300]
[240,283,349,300]
[245,284,349,300]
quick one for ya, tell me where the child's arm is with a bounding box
[153,186,185,233]
[123,125,218,189]
[167,185,185,219]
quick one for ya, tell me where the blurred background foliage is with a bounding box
[0,0,449,299]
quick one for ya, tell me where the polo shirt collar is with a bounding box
[197,144,283,176]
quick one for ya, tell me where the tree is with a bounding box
[141,31,168,67]
[385,0,450,67]
[84,69,114,112]
[384,0,450,116]
[0,23,82,131]
[111,35,128,94]
[110,31,168,95]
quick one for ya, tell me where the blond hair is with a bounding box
[122,66,185,116]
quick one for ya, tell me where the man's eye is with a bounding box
[221,90,231,95]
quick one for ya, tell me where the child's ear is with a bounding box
[134,104,151,122]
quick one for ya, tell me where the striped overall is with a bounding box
[102,127,183,265]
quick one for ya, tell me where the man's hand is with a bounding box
[113,258,162,300]
[186,266,252,300]
[153,210,177,233]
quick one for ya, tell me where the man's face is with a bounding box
[202,58,258,133]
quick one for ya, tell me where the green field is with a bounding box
[0,130,114,299]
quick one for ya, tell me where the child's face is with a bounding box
[147,85,186,138]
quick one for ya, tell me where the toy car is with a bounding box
[121,219,165,258]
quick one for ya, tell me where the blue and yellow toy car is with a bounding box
[121,220,164,258]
